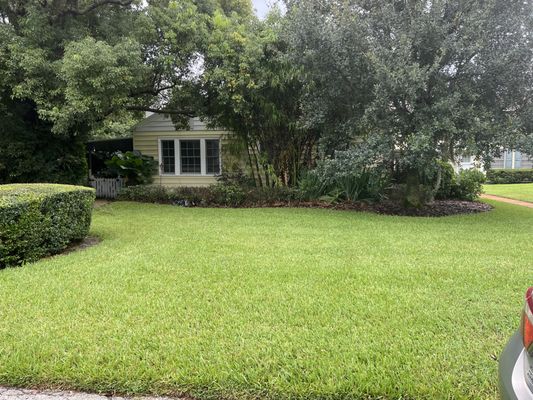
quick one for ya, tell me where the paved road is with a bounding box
[0,388,180,400]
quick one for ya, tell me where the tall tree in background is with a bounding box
[0,0,253,183]
[286,0,533,206]
[201,11,317,186]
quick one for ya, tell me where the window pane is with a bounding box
[180,140,201,174]
[161,140,175,174]
[206,139,220,174]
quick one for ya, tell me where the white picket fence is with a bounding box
[89,177,124,199]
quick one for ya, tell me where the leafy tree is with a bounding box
[286,0,533,206]
[0,94,88,184]
[0,0,253,183]
[200,11,317,186]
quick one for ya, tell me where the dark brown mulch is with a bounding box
[352,200,493,217]
[244,199,493,217]
[60,236,101,255]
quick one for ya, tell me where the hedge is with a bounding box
[0,184,96,268]
[486,169,533,184]
[118,184,302,207]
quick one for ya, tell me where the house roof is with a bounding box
[133,114,224,133]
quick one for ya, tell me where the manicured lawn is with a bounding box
[0,202,531,399]
[484,183,533,203]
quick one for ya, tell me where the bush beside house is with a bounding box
[0,184,95,268]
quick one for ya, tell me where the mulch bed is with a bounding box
[362,200,493,217]
[247,199,493,217]
[117,197,493,217]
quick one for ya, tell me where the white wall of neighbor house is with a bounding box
[456,150,533,172]
[132,114,228,187]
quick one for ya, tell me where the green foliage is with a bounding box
[104,151,158,186]
[486,169,533,184]
[216,169,256,188]
[0,184,95,268]
[0,95,88,185]
[118,184,244,207]
[453,169,486,201]
[201,11,316,186]
[299,151,391,203]
[286,0,533,203]
[118,183,302,207]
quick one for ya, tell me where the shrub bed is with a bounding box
[118,184,302,207]
[0,184,95,268]
[486,169,533,184]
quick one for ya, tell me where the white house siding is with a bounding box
[133,115,229,187]
[456,150,533,172]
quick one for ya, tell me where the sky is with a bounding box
[252,0,285,19]
[252,0,269,18]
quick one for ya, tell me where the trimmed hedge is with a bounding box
[0,184,95,268]
[118,184,302,207]
[486,169,533,184]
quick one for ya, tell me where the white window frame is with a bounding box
[158,138,221,177]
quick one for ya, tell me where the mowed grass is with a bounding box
[0,202,531,399]
[484,183,533,203]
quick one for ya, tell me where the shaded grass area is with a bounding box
[0,201,531,399]
[484,183,533,203]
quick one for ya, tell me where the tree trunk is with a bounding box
[404,170,425,208]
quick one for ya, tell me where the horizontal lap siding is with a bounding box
[153,176,217,187]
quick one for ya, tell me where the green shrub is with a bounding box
[208,184,246,207]
[118,184,299,207]
[299,162,390,203]
[104,151,158,186]
[486,169,533,184]
[298,170,328,200]
[453,169,486,201]
[245,186,302,205]
[0,184,95,268]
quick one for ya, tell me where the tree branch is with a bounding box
[62,0,133,16]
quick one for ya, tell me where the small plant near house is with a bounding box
[104,151,158,186]
[0,184,95,268]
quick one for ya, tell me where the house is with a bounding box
[133,114,232,187]
[457,150,533,172]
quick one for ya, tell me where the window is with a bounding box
[461,155,471,163]
[180,140,201,174]
[206,139,220,174]
[159,138,222,176]
[161,140,175,174]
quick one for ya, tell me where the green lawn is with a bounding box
[484,183,533,203]
[0,202,531,399]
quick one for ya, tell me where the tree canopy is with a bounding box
[286,0,533,203]
[1,0,532,201]
[0,0,252,137]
